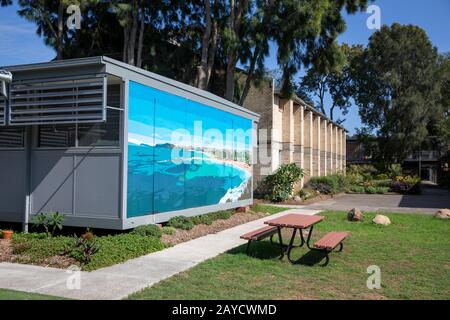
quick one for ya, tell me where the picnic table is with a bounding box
[264,214,324,263]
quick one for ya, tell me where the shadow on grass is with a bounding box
[228,241,329,267]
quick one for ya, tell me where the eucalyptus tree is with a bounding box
[352,24,442,163]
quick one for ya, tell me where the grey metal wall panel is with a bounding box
[30,151,122,219]
[74,155,120,218]
[30,152,74,214]
[0,150,26,219]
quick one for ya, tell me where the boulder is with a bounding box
[373,214,391,226]
[347,208,364,222]
[293,195,302,202]
[434,209,450,219]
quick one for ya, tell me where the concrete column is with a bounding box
[316,115,321,177]
[280,99,294,164]
[299,106,305,188]
[342,130,347,175]
[335,126,339,172]
[323,119,328,176]
[308,111,313,178]
[339,129,344,172]
[329,124,334,173]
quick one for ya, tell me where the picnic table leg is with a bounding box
[276,226,284,259]
[286,228,300,264]
[298,228,305,247]
[245,240,252,256]
[306,225,315,249]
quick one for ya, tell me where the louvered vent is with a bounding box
[8,75,107,126]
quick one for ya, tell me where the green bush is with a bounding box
[372,179,392,188]
[364,186,390,194]
[190,215,214,226]
[209,210,232,220]
[299,187,318,200]
[161,226,176,235]
[31,212,65,237]
[309,174,344,194]
[346,185,365,193]
[387,164,403,179]
[375,173,389,180]
[259,164,305,202]
[131,224,162,238]
[347,164,378,179]
[167,216,195,230]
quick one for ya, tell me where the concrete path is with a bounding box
[0,208,320,300]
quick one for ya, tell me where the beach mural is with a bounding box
[127,81,252,218]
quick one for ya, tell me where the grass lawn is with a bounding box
[251,203,289,215]
[129,211,450,300]
[0,289,64,300]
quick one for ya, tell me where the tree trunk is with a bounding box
[239,46,261,105]
[136,6,145,68]
[205,20,218,87]
[127,1,139,66]
[196,0,213,90]
[57,1,64,60]
[225,0,249,102]
[123,27,129,62]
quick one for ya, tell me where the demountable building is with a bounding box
[0,57,259,230]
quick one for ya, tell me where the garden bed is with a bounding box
[0,205,287,271]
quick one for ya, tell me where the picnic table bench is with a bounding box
[240,213,349,266]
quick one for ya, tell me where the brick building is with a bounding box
[243,79,347,189]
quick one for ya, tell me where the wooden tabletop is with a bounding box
[264,214,324,229]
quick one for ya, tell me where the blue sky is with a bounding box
[1,0,449,134]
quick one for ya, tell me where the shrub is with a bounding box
[209,210,232,220]
[365,186,378,194]
[132,224,162,238]
[346,185,365,193]
[309,174,344,194]
[167,216,195,230]
[375,173,389,180]
[31,212,65,237]
[190,215,214,225]
[309,182,333,195]
[344,173,364,188]
[161,226,176,235]
[347,164,378,179]
[299,187,318,200]
[375,187,390,194]
[372,179,392,188]
[261,164,305,202]
[387,164,403,179]
[70,235,100,264]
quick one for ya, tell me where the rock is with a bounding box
[294,195,302,202]
[434,209,450,219]
[373,214,391,226]
[348,208,364,222]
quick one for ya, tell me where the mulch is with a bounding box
[162,211,267,246]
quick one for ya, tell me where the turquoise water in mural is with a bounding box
[127,143,251,217]
[127,81,252,218]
